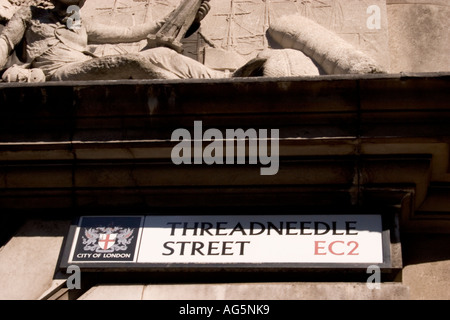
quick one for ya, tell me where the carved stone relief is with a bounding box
[80,0,390,72]
[0,0,391,81]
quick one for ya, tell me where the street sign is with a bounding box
[62,214,390,271]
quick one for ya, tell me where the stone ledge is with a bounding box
[79,282,410,300]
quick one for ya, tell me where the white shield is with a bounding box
[98,233,117,250]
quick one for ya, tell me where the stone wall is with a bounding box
[386,0,450,72]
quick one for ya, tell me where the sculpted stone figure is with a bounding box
[0,0,223,82]
[0,0,385,82]
[234,14,386,77]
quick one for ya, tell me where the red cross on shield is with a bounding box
[98,233,117,250]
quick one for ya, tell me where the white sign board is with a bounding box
[137,215,383,264]
[65,214,384,266]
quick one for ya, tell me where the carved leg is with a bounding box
[50,49,225,81]
[50,54,174,81]
[139,47,225,79]
[268,15,385,74]
[233,49,321,77]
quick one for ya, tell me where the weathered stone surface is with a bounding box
[203,47,247,72]
[0,220,70,300]
[0,2,225,81]
[7,0,51,6]
[81,0,180,57]
[401,233,450,300]
[79,285,145,300]
[386,0,450,72]
[199,0,390,71]
[80,0,390,73]
[146,0,207,53]
[256,49,321,77]
[0,0,16,22]
[268,14,385,74]
[79,282,410,300]
[1,0,52,23]
[3,0,448,74]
